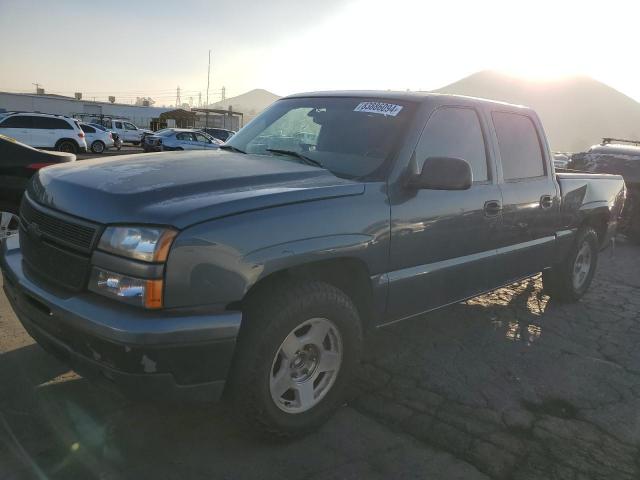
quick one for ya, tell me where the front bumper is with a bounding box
[1,236,242,402]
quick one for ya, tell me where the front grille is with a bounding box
[20,199,98,253]
[19,197,100,292]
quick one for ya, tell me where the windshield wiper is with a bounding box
[265,148,324,169]
[219,145,246,154]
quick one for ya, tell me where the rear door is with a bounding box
[0,115,33,144]
[490,111,560,284]
[386,105,503,321]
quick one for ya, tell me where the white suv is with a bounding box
[0,112,88,153]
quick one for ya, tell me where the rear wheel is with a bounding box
[229,280,363,437]
[543,227,599,302]
[57,140,77,154]
[91,140,105,153]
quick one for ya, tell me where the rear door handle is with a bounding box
[484,200,502,216]
[540,195,554,209]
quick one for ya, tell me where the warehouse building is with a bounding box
[0,92,243,131]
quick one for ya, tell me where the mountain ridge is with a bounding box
[433,71,640,152]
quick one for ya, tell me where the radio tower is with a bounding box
[198,92,202,107]
[175,86,181,107]
[221,86,226,102]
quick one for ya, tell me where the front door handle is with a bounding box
[484,200,502,216]
[540,195,554,209]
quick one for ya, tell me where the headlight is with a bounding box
[89,267,163,309]
[98,226,177,262]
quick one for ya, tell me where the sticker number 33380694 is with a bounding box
[354,102,403,117]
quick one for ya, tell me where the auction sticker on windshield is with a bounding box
[354,102,403,117]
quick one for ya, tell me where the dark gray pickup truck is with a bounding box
[1,92,626,436]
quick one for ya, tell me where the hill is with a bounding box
[433,71,640,152]
[210,88,280,117]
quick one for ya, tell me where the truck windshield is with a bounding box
[226,97,416,178]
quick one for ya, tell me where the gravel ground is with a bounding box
[1,237,639,479]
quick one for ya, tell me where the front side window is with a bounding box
[176,132,195,141]
[226,97,417,179]
[124,122,137,130]
[0,115,33,128]
[195,133,210,143]
[415,107,488,182]
[492,112,545,180]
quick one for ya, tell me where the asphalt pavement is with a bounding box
[1,237,639,479]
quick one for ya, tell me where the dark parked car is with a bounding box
[199,127,235,142]
[1,92,625,436]
[0,134,75,238]
[570,138,640,243]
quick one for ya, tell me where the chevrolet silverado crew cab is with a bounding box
[1,92,625,436]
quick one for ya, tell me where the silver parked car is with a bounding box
[143,128,222,152]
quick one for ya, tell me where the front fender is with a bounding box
[163,185,389,308]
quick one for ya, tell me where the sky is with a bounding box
[1,0,640,104]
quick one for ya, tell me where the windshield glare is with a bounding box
[227,97,415,178]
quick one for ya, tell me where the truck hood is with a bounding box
[28,150,364,228]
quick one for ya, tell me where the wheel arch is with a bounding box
[54,138,80,151]
[234,256,376,331]
[578,206,610,248]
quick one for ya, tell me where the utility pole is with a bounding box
[32,82,41,94]
[198,92,202,107]
[175,86,181,108]
[206,49,211,128]
[221,86,226,102]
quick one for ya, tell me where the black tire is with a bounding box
[543,227,599,302]
[91,140,105,154]
[228,280,363,437]
[57,140,77,154]
[132,141,140,146]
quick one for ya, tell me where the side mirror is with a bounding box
[408,156,472,190]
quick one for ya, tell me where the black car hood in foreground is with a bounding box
[28,151,364,228]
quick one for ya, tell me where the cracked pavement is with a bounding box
[1,238,639,479]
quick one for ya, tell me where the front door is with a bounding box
[386,106,502,322]
[0,115,32,144]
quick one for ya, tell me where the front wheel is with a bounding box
[543,227,599,302]
[228,280,363,437]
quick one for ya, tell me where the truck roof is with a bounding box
[283,90,531,111]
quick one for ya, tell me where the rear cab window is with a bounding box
[492,112,546,181]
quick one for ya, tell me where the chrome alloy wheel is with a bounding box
[0,211,18,241]
[572,240,593,290]
[269,318,343,414]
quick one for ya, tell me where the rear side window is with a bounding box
[0,115,33,128]
[492,112,545,180]
[81,124,96,133]
[415,107,488,182]
[114,121,123,129]
[32,117,73,129]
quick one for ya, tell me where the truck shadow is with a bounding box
[0,274,603,479]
